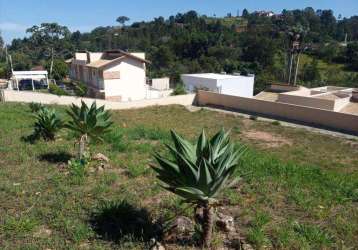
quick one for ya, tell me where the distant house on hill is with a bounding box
[69,50,151,102]
[253,11,275,17]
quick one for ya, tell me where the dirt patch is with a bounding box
[244,130,292,148]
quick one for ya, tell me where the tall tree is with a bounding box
[116,16,130,26]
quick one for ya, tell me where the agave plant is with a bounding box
[33,107,63,141]
[152,129,246,247]
[29,102,44,113]
[65,101,113,159]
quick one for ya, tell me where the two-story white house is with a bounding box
[69,50,150,102]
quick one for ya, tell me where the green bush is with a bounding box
[73,81,88,97]
[171,84,187,96]
[49,83,69,96]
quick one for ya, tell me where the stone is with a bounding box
[33,225,52,238]
[149,238,166,250]
[164,216,194,242]
[92,153,109,162]
[216,213,235,232]
[242,243,255,250]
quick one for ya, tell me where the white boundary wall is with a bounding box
[0,90,195,110]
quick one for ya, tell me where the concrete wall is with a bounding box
[1,90,195,110]
[269,84,300,92]
[334,97,352,111]
[104,57,146,102]
[197,91,358,135]
[152,78,170,90]
[277,93,335,110]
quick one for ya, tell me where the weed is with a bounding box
[271,120,281,126]
[292,221,333,248]
[249,115,258,121]
[2,216,39,237]
[128,126,169,141]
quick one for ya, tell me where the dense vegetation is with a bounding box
[1,8,358,92]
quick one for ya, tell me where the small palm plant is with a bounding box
[33,107,63,141]
[65,101,113,159]
[152,129,246,247]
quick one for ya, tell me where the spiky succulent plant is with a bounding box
[33,107,63,141]
[152,129,246,247]
[65,101,113,159]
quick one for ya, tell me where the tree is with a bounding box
[302,58,320,83]
[242,9,249,18]
[65,101,113,159]
[116,16,130,26]
[152,129,246,247]
[45,59,68,80]
[346,42,358,70]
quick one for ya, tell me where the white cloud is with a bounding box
[0,22,27,32]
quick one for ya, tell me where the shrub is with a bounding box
[171,84,187,96]
[33,107,63,141]
[73,81,88,97]
[49,83,69,96]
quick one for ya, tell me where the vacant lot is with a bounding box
[0,103,357,249]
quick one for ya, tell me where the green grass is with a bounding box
[0,103,357,249]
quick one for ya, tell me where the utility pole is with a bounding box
[49,48,54,79]
[8,54,13,74]
[5,46,8,64]
[293,52,301,86]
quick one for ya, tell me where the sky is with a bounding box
[1,0,357,44]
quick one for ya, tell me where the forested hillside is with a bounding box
[1,8,358,92]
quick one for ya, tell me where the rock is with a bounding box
[33,225,52,238]
[216,213,235,232]
[149,238,166,250]
[57,163,67,172]
[242,243,255,250]
[88,167,96,173]
[97,166,104,173]
[92,153,109,162]
[164,216,194,242]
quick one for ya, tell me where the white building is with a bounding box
[69,50,150,102]
[181,73,255,98]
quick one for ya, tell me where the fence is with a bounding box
[0,90,196,110]
[197,90,358,135]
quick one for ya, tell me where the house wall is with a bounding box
[103,57,146,102]
[218,76,254,97]
[197,90,358,135]
[181,75,218,92]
